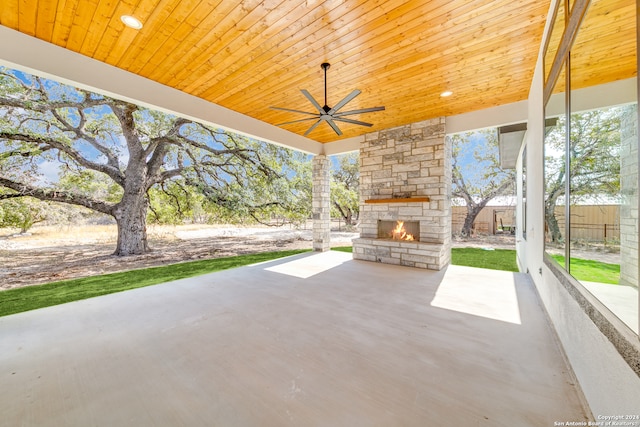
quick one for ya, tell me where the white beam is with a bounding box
[546,78,637,117]
[446,100,529,135]
[0,25,323,155]
[322,136,362,156]
[445,78,637,136]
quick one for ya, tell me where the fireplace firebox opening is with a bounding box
[378,220,420,241]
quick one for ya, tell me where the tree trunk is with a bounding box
[545,206,563,243]
[333,202,354,226]
[344,210,353,226]
[112,191,150,256]
[461,205,483,237]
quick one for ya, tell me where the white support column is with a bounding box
[312,155,331,252]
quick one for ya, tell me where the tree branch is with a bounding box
[112,103,144,162]
[0,177,114,215]
[50,107,120,170]
[0,94,109,112]
[0,131,125,186]
[0,145,53,160]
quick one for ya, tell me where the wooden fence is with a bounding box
[452,205,620,241]
[550,204,620,242]
[452,206,516,235]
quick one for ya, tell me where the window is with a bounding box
[543,0,638,334]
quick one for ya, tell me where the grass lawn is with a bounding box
[450,248,519,272]
[550,254,620,284]
[0,249,309,318]
[331,246,354,253]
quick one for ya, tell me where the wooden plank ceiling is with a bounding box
[2,0,556,143]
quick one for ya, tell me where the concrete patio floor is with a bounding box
[0,251,589,426]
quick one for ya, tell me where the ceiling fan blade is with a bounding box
[276,117,321,126]
[301,89,325,114]
[333,117,374,127]
[325,118,343,136]
[328,89,361,115]
[304,119,323,136]
[270,106,319,116]
[333,106,385,117]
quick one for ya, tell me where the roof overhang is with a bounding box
[498,123,527,169]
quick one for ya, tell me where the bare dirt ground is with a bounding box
[0,224,358,291]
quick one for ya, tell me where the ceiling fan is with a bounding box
[270,62,385,136]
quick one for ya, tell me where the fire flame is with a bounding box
[390,220,415,241]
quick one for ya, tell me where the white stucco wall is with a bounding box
[539,266,640,416]
[519,54,546,284]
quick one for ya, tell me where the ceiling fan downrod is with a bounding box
[322,62,331,113]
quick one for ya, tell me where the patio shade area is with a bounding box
[0,251,588,426]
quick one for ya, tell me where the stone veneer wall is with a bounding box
[353,118,451,270]
[620,105,638,288]
[312,155,331,252]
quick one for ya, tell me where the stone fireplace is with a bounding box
[353,118,451,270]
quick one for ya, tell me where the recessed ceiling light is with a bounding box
[121,15,143,30]
[440,91,453,97]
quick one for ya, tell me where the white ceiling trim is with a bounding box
[323,136,362,156]
[445,100,529,135]
[545,78,637,117]
[0,25,323,155]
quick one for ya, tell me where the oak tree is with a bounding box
[0,68,297,255]
[451,129,515,237]
[331,152,359,227]
[544,108,622,243]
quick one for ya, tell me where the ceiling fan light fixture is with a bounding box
[121,15,143,30]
